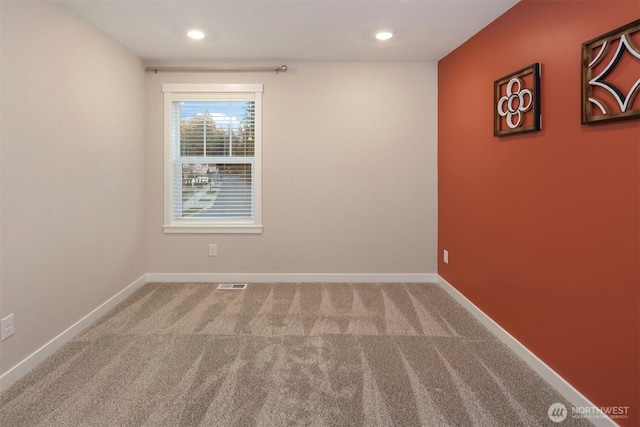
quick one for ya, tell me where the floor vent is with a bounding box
[217,283,248,290]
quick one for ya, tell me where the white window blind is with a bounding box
[162,84,263,234]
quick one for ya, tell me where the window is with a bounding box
[162,84,263,233]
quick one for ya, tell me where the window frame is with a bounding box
[162,83,263,234]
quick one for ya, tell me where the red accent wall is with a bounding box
[438,0,640,424]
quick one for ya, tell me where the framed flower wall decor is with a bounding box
[581,19,640,124]
[494,63,541,136]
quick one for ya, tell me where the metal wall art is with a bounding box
[494,63,541,136]
[582,19,640,124]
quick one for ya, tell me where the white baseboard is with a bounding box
[146,273,438,283]
[437,275,618,427]
[0,273,148,393]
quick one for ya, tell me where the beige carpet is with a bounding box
[0,282,592,426]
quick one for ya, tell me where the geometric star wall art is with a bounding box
[494,63,541,136]
[582,19,640,124]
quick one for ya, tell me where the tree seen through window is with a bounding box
[179,101,254,158]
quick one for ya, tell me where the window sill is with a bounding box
[163,224,263,234]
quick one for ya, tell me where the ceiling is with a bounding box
[60,0,519,63]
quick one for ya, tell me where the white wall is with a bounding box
[0,3,438,382]
[146,62,438,275]
[0,2,146,373]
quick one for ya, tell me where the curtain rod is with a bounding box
[145,65,288,73]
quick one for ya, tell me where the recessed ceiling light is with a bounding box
[187,30,205,40]
[375,31,394,41]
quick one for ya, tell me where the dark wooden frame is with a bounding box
[581,19,640,124]
[494,63,541,137]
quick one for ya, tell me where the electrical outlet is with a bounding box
[443,250,449,264]
[209,244,218,257]
[1,314,15,341]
